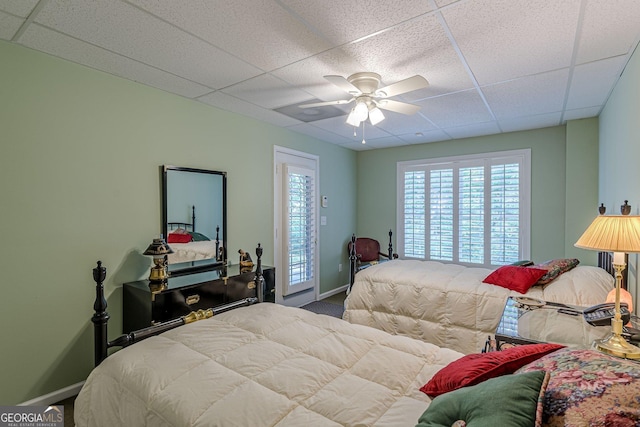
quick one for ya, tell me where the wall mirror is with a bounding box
[162,165,227,277]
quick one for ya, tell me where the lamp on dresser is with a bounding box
[143,236,174,287]
[575,213,640,359]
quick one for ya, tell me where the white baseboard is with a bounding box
[318,283,349,300]
[19,381,84,406]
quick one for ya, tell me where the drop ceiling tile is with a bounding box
[221,74,314,109]
[19,24,213,98]
[414,89,493,128]
[398,129,451,144]
[563,106,601,122]
[498,112,562,133]
[271,48,365,101]
[443,0,581,85]
[567,56,627,110]
[129,0,330,71]
[287,123,353,145]
[435,0,458,7]
[362,135,407,149]
[280,0,434,45]
[0,10,22,40]
[443,121,502,140]
[341,13,474,98]
[34,0,262,89]
[375,109,437,135]
[576,0,640,64]
[482,69,570,120]
[198,91,302,127]
[0,0,39,17]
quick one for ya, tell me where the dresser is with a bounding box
[123,264,275,332]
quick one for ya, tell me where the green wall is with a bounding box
[356,122,599,263]
[599,44,640,308]
[565,118,599,263]
[0,41,356,404]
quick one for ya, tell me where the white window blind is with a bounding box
[398,150,530,268]
[283,164,316,295]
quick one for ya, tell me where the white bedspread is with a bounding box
[343,261,613,355]
[167,241,217,264]
[75,303,462,427]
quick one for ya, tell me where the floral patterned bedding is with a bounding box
[517,348,640,426]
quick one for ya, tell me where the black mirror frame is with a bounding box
[161,165,227,277]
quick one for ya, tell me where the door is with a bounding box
[274,147,319,306]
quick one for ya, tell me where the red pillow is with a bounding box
[482,265,548,293]
[420,343,564,398]
[167,233,192,243]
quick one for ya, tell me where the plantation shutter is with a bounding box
[282,164,316,296]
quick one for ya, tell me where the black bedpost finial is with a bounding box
[92,261,109,367]
[599,203,606,215]
[621,200,631,215]
[215,225,220,261]
[348,234,357,293]
[255,243,264,302]
[388,229,393,260]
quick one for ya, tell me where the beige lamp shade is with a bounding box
[575,215,640,253]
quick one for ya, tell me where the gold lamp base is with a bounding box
[595,333,640,360]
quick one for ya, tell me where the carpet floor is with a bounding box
[300,300,344,318]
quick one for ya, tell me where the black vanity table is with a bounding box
[123,264,275,332]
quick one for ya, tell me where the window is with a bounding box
[398,150,530,268]
[285,164,316,292]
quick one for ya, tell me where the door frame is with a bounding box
[273,146,320,306]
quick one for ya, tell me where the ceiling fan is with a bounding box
[299,72,429,126]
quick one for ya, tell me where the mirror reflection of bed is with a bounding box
[166,205,221,264]
[162,165,227,276]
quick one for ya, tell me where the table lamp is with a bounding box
[575,214,640,359]
[143,236,174,283]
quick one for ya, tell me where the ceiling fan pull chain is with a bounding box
[362,121,366,144]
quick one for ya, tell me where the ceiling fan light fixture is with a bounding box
[353,101,369,122]
[346,109,361,126]
[368,106,385,125]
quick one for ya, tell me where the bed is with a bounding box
[343,245,618,355]
[77,261,463,426]
[76,260,640,426]
[166,205,222,264]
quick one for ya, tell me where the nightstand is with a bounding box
[495,297,639,350]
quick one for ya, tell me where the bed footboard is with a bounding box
[91,261,258,366]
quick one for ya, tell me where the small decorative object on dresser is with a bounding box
[238,248,254,268]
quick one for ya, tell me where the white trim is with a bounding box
[273,146,320,306]
[19,381,84,406]
[397,148,531,267]
[318,283,349,300]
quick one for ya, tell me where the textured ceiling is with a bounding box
[2,0,640,151]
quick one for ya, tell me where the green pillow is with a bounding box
[416,371,548,427]
[188,232,211,242]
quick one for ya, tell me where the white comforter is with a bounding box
[343,261,613,355]
[75,303,462,427]
[167,241,218,264]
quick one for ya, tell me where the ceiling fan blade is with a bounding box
[375,75,429,98]
[324,75,362,95]
[298,98,354,108]
[376,99,421,115]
